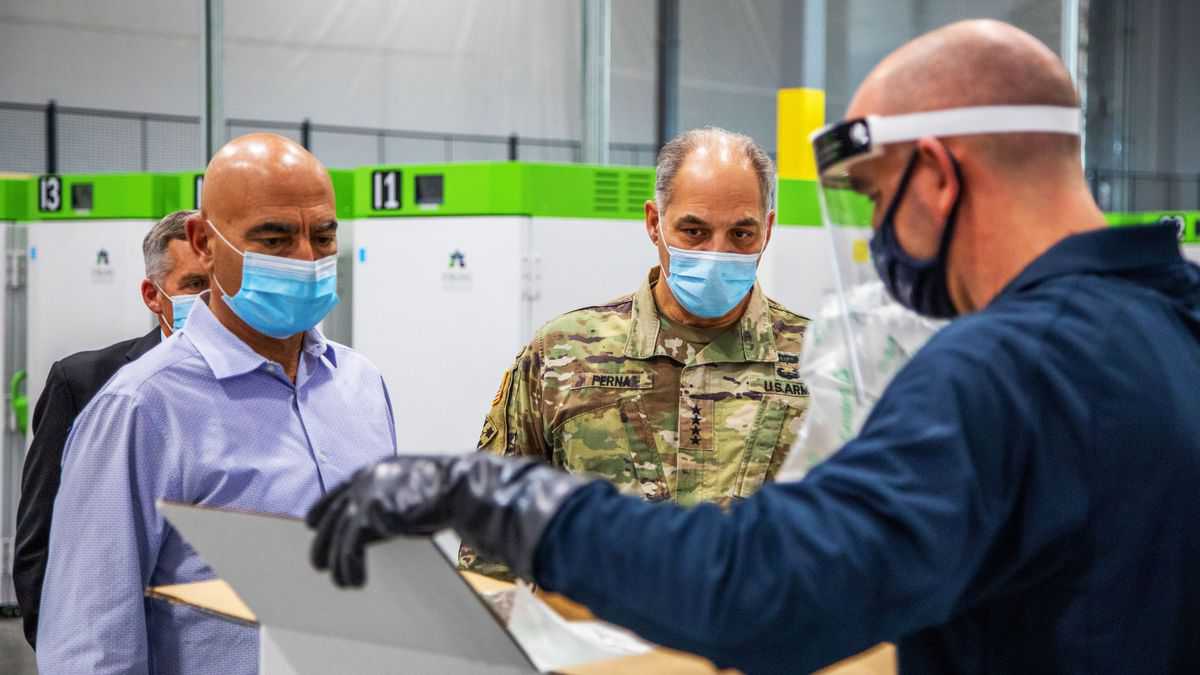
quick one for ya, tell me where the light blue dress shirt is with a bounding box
[37,298,397,674]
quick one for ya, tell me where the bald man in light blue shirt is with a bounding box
[37,134,396,674]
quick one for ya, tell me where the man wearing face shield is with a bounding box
[36,134,398,675]
[309,20,1200,674]
[456,127,811,579]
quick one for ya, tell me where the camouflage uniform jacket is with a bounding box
[461,268,811,576]
[480,266,810,500]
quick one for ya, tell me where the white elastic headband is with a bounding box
[811,105,1080,144]
[870,105,1080,143]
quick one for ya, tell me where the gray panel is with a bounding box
[159,502,534,670]
[0,107,46,173]
[1131,177,1169,212]
[517,144,578,163]
[145,118,203,172]
[261,626,532,675]
[609,146,655,167]
[58,112,141,173]
[447,139,507,162]
[382,136,451,164]
[310,130,380,169]
[227,123,301,145]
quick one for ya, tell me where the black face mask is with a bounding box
[869,150,964,319]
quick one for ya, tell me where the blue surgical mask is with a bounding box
[660,222,763,319]
[208,221,339,339]
[154,283,199,333]
[869,150,963,319]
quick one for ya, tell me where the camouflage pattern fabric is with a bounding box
[459,267,810,579]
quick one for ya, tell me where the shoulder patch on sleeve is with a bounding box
[540,295,636,330]
[492,369,512,406]
[765,296,810,323]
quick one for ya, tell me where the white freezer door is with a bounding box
[529,217,658,330]
[759,225,846,319]
[0,222,11,608]
[26,219,155,421]
[352,216,527,454]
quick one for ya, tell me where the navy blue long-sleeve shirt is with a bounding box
[533,224,1200,674]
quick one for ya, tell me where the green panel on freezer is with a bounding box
[1106,211,1199,242]
[0,177,33,221]
[523,163,654,219]
[776,179,821,227]
[351,161,655,220]
[27,173,174,220]
[162,172,206,212]
[329,169,356,220]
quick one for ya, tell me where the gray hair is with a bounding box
[654,127,775,215]
[143,209,196,282]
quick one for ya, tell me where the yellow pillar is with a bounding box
[776,88,826,181]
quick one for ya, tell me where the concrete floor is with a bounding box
[0,617,37,674]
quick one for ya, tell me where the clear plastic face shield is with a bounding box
[777,106,1081,480]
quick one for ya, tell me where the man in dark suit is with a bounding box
[13,209,209,647]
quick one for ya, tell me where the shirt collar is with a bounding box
[1000,224,1184,299]
[308,328,337,370]
[624,269,664,359]
[184,293,336,380]
[624,266,777,363]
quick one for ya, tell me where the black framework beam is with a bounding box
[45,99,57,174]
[655,0,680,153]
[508,133,519,161]
[140,115,149,171]
[301,118,312,150]
[203,0,224,159]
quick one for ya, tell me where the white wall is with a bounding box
[223,1,584,138]
[0,1,205,115]
[0,1,1083,165]
[0,0,790,155]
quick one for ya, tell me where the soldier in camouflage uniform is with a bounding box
[462,127,811,578]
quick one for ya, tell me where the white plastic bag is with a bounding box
[777,282,944,481]
[482,583,652,671]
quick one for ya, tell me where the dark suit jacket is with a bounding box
[13,328,161,648]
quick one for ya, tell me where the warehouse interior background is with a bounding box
[1,0,1197,209]
[1,0,1199,672]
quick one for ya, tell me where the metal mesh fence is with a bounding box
[611,143,657,167]
[309,129,381,168]
[447,138,509,162]
[0,101,660,175]
[381,135,451,165]
[1088,169,1200,212]
[6,101,1195,212]
[226,119,302,145]
[58,111,143,173]
[144,118,203,172]
[516,139,580,163]
[0,104,45,173]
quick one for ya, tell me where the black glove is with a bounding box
[307,453,586,587]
